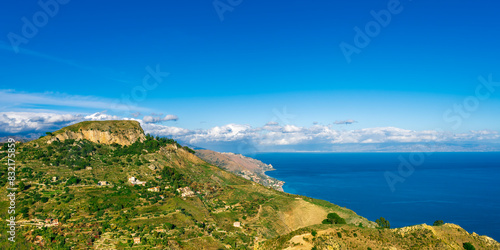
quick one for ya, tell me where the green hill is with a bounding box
[0,121,498,249]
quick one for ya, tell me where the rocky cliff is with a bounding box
[45,120,145,146]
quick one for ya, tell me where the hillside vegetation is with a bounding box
[257,223,499,250]
[0,121,376,249]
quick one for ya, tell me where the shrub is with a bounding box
[182,146,196,154]
[433,220,444,226]
[311,230,317,237]
[463,242,475,250]
[18,181,26,191]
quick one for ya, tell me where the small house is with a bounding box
[147,186,160,192]
[98,181,109,186]
[176,187,195,198]
[133,237,141,244]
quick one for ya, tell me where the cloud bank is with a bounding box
[1,112,499,152]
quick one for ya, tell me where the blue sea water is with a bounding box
[253,152,500,241]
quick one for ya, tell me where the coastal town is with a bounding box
[196,150,286,192]
[238,169,285,192]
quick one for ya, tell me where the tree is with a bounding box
[66,176,81,186]
[18,181,26,191]
[322,213,346,225]
[376,217,390,229]
[463,242,475,250]
[20,207,29,218]
[433,220,444,226]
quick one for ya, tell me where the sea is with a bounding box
[253,152,500,241]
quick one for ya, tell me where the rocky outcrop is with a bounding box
[46,120,145,146]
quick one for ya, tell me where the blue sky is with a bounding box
[1,0,499,150]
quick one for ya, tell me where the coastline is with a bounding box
[252,152,500,241]
[195,149,286,192]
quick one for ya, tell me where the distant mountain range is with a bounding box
[243,142,500,153]
[4,131,500,153]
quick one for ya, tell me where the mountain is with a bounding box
[42,120,146,146]
[0,121,498,249]
[196,149,284,191]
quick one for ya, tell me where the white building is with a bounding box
[176,187,195,198]
[128,177,146,186]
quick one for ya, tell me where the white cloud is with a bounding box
[283,125,302,133]
[130,112,142,117]
[142,114,178,123]
[84,112,120,121]
[266,121,279,126]
[334,119,358,125]
[140,123,190,136]
[0,112,81,134]
[143,124,500,147]
[1,111,498,151]
[0,111,128,134]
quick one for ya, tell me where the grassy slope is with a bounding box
[257,223,500,250]
[54,120,144,135]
